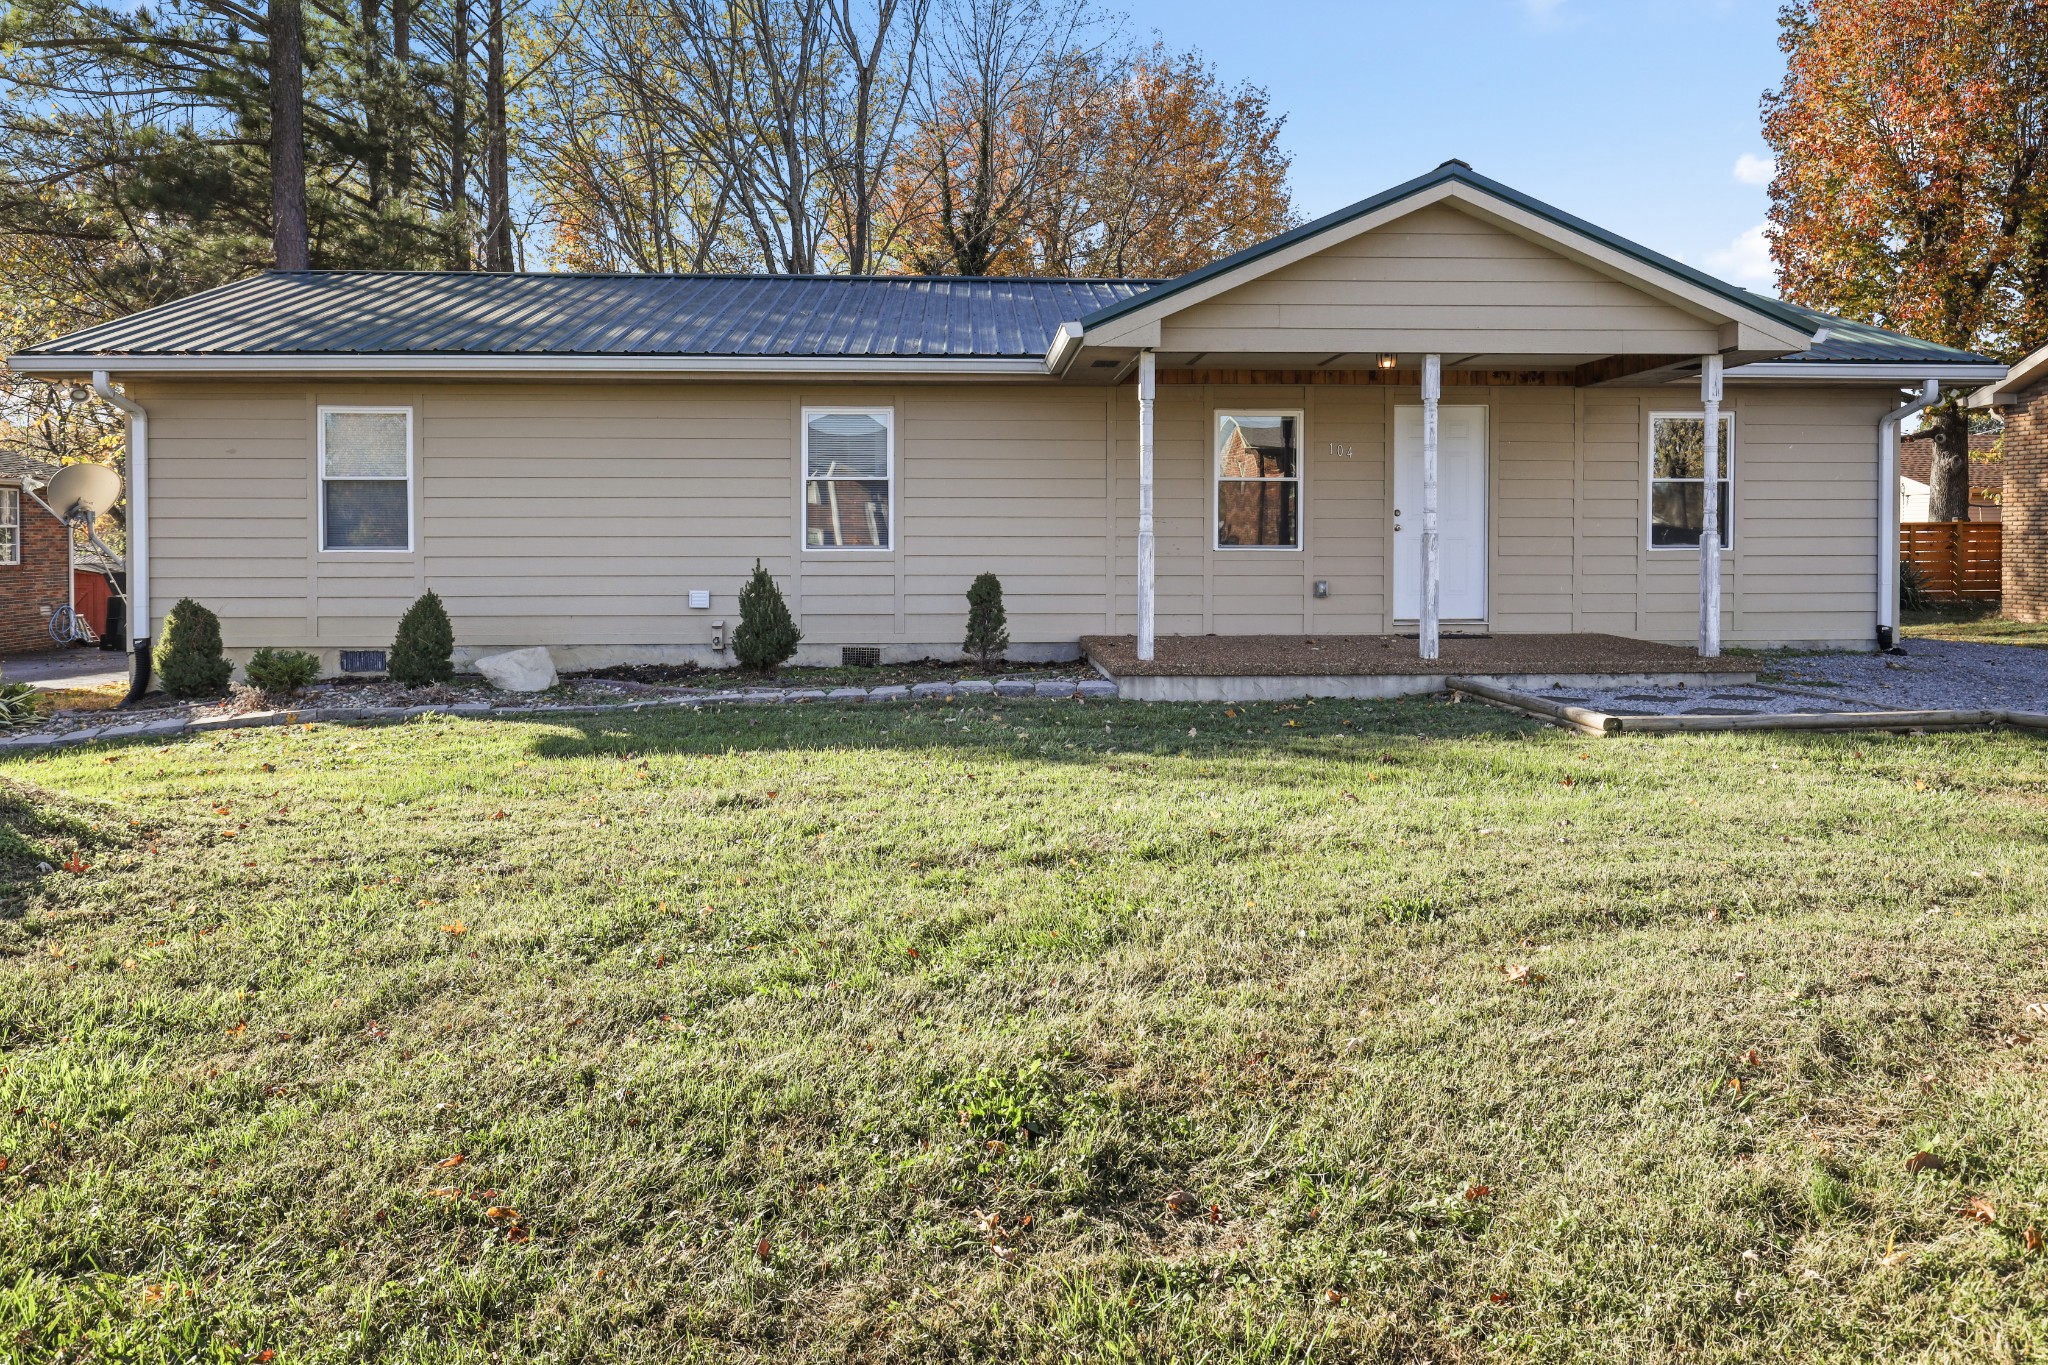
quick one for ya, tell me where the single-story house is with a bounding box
[1972,341,2048,621]
[6,161,2008,688]
[0,449,73,655]
[1898,427,2003,522]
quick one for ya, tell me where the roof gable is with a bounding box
[1079,161,1817,357]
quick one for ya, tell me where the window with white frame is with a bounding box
[1649,412,1734,549]
[320,407,413,551]
[1215,411,1301,549]
[803,408,892,550]
[0,487,18,566]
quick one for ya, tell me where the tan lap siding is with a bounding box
[135,377,1884,664]
[1161,204,1725,358]
[140,384,317,646]
[1489,387,1578,633]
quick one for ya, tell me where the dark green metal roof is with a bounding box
[1773,301,1998,365]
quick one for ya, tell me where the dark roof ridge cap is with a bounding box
[258,268,1166,285]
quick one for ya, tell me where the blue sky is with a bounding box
[1115,0,1788,292]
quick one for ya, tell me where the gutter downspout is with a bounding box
[91,371,151,702]
[1876,379,1941,652]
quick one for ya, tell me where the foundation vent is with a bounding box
[339,649,388,674]
[841,646,881,667]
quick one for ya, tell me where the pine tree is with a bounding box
[733,560,801,673]
[963,572,1009,667]
[153,598,233,698]
[389,590,455,685]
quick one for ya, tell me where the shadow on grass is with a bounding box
[0,777,125,915]
[502,693,1542,768]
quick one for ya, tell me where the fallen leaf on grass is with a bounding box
[1489,1291,1512,1304]
[425,1188,460,1200]
[1905,1151,1945,1175]
[1962,1198,1997,1225]
[1164,1188,1197,1214]
[2022,1225,2042,1253]
[1325,1288,1346,1306]
[436,1154,466,1168]
[506,1225,530,1243]
[756,1237,773,1261]
[61,854,90,874]
[1500,963,1543,985]
[1464,1184,1491,1201]
[440,921,467,936]
[484,1206,517,1220]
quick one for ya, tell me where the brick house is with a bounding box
[1898,427,2002,522]
[0,449,73,654]
[1973,345,2048,620]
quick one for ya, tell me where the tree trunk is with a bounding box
[269,0,309,270]
[1925,398,1973,522]
[362,0,386,212]
[451,0,471,269]
[484,0,513,272]
[391,0,413,197]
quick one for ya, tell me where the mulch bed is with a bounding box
[1079,633,1757,678]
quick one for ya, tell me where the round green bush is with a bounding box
[244,647,321,695]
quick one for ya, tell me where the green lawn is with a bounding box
[2,698,2045,1363]
[1902,604,2048,649]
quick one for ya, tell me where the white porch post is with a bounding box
[1698,354,1724,658]
[1419,353,1441,661]
[1136,349,1157,661]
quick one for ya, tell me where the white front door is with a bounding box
[1393,405,1489,622]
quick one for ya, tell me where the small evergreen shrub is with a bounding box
[153,598,233,698]
[244,647,321,695]
[389,591,455,686]
[963,572,1009,667]
[733,560,801,673]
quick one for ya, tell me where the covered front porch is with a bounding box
[1059,161,1838,675]
[1080,631,1757,701]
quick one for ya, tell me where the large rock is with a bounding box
[474,647,558,692]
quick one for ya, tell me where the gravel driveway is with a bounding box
[1526,640,2048,718]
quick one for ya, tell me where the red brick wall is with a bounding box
[2007,381,2048,622]
[0,484,72,655]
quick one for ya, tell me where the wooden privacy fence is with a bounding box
[1900,521,2002,601]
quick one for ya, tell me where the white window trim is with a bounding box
[1212,408,1306,552]
[0,486,19,567]
[1646,410,1736,553]
[318,405,415,554]
[801,406,895,553]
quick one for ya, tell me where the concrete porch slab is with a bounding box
[1080,633,1756,703]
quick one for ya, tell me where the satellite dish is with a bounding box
[45,463,122,523]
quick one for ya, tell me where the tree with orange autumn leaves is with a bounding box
[1763,0,2048,520]
[891,38,1296,277]
[516,0,1296,280]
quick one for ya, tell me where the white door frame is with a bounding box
[1393,403,1489,624]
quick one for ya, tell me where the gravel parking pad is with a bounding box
[1531,640,2048,718]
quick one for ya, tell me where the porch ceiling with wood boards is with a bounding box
[1068,161,1817,385]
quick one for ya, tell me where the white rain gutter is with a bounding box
[91,371,151,701]
[1044,322,1085,376]
[1876,379,1941,651]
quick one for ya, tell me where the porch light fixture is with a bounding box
[1376,354,1398,370]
